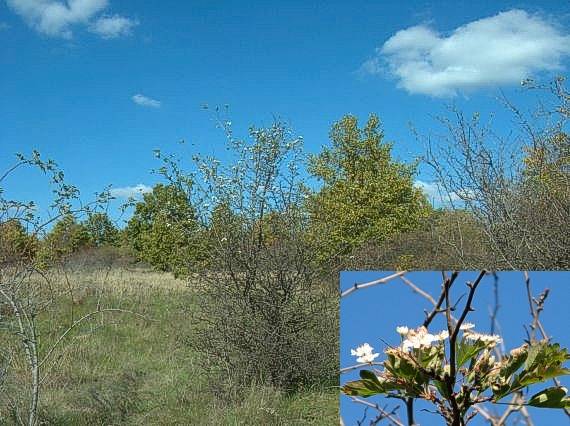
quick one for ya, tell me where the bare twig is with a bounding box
[400,275,436,306]
[424,272,459,328]
[341,271,407,298]
[350,396,404,426]
[341,362,383,374]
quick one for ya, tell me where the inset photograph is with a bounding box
[340,271,569,425]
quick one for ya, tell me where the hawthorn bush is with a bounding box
[156,118,338,395]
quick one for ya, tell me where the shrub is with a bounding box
[424,77,570,269]
[157,118,338,394]
[346,209,493,270]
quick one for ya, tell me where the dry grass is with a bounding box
[0,267,337,425]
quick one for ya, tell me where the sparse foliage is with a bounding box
[0,152,142,426]
[424,77,570,269]
[156,117,338,394]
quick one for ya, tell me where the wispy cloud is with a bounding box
[363,10,570,97]
[6,0,137,39]
[0,22,10,31]
[132,94,161,108]
[110,184,152,199]
[90,14,137,39]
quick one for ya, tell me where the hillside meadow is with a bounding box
[0,268,337,425]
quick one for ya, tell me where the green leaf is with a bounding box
[524,343,542,370]
[384,352,426,384]
[434,379,451,399]
[456,339,487,368]
[360,370,381,384]
[499,347,528,379]
[418,345,444,371]
[341,376,383,398]
[527,387,570,409]
[494,342,570,400]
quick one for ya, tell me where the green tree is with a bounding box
[125,184,203,276]
[0,219,38,264]
[38,214,90,264]
[308,114,431,261]
[84,212,119,247]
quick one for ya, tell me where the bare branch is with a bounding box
[341,271,407,298]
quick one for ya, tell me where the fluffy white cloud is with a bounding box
[6,0,136,39]
[110,184,152,199]
[414,180,461,205]
[132,94,161,108]
[90,14,137,39]
[7,0,107,38]
[365,10,570,97]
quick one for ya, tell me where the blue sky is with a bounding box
[340,271,570,425]
[1,0,570,224]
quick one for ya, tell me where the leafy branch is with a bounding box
[340,271,570,426]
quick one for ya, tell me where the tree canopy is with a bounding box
[308,114,431,261]
[125,184,204,276]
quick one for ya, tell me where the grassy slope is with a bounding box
[1,269,337,425]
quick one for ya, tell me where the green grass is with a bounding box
[0,269,337,425]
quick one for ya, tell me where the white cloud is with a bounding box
[110,184,152,199]
[132,94,161,108]
[414,180,461,206]
[6,0,137,39]
[365,10,570,97]
[7,0,107,38]
[90,14,137,39]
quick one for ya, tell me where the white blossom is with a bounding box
[464,331,502,346]
[435,330,449,341]
[351,343,380,363]
[402,326,435,351]
[509,344,528,357]
[460,322,476,330]
[400,326,448,351]
[396,326,409,335]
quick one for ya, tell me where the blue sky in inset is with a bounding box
[340,271,570,425]
[2,0,570,224]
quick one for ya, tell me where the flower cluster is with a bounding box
[350,342,379,363]
[463,329,502,346]
[399,325,449,352]
[342,284,570,423]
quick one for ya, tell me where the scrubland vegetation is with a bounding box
[340,271,570,425]
[1,77,568,425]
[1,268,337,425]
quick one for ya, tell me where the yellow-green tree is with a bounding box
[37,214,90,264]
[0,219,38,264]
[308,114,430,261]
[522,131,569,194]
